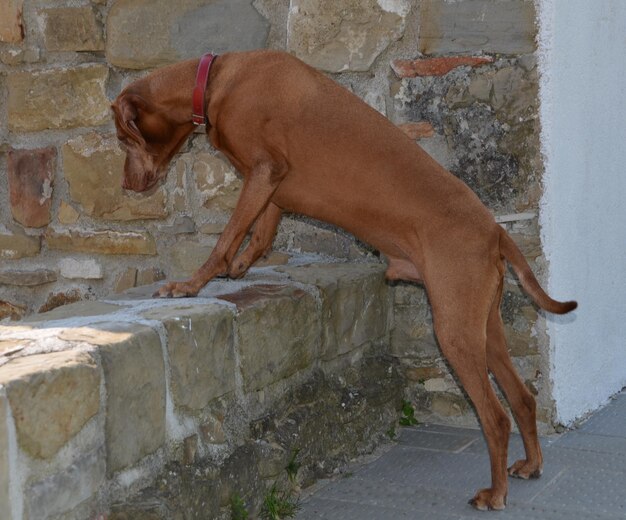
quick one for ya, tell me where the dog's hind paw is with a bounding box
[508,459,543,480]
[468,488,506,511]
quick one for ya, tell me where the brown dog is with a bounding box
[111,50,576,510]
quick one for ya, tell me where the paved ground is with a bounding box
[297,390,626,520]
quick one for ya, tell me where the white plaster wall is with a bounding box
[538,0,626,424]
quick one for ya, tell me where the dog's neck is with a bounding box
[129,58,210,128]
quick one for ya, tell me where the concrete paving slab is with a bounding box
[297,390,626,520]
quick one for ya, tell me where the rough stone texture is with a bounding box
[189,152,242,213]
[63,133,167,221]
[0,351,100,460]
[167,237,217,278]
[287,0,411,72]
[8,147,56,228]
[46,229,157,256]
[0,231,41,259]
[220,284,319,392]
[392,55,494,78]
[0,0,24,43]
[106,0,270,69]
[7,65,110,132]
[279,263,389,360]
[58,258,104,280]
[41,7,104,52]
[26,447,106,520]
[0,269,57,287]
[58,202,80,225]
[418,0,537,55]
[112,357,403,519]
[392,56,541,212]
[141,304,236,412]
[63,323,166,475]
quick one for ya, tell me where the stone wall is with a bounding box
[0,261,402,519]
[1,0,556,485]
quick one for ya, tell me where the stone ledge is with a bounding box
[0,259,398,519]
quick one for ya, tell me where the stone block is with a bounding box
[0,351,100,460]
[114,268,138,293]
[0,394,10,520]
[219,285,319,392]
[41,6,104,51]
[58,202,80,225]
[0,269,56,287]
[168,238,217,278]
[0,0,24,42]
[25,447,105,520]
[63,133,168,221]
[392,55,494,78]
[8,147,56,228]
[106,0,269,69]
[190,152,242,212]
[7,65,109,132]
[30,301,124,323]
[279,263,389,360]
[59,258,103,280]
[391,303,439,359]
[287,0,410,72]
[62,323,166,475]
[419,0,537,55]
[0,231,41,259]
[46,228,157,256]
[141,304,235,412]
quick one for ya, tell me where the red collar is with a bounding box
[192,53,217,127]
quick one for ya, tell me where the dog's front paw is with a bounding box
[154,281,199,298]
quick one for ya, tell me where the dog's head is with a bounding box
[111,92,193,192]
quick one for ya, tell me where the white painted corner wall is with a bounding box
[538,0,626,424]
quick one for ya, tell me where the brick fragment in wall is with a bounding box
[0,269,56,287]
[418,0,537,55]
[0,300,26,321]
[46,229,157,256]
[7,65,109,132]
[40,6,104,52]
[287,0,410,72]
[391,56,494,78]
[0,0,24,43]
[38,288,87,314]
[8,147,56,228]
[397,122,435,140]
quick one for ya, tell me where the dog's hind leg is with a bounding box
[486,280,543,480]
[228,202,282,278]
[428,268,510,510]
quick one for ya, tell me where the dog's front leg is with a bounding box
[156,162,286,298]
[227,202,282,279]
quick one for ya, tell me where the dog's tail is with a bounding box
[499,227,577,314]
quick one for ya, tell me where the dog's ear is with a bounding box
[112,93,149,147]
